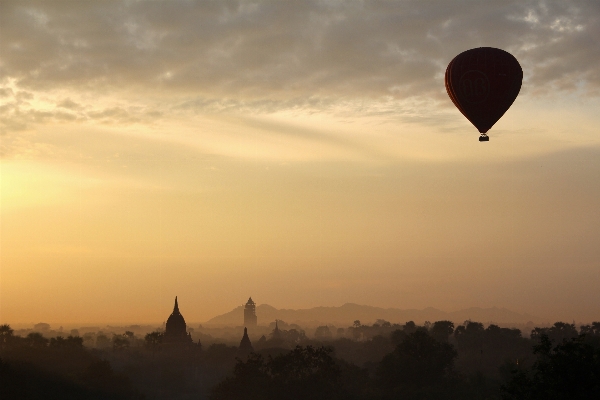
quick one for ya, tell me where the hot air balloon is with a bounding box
[445,47,522,141]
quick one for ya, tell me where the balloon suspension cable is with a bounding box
[479,133,489,142]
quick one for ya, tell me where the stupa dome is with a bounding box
[164,297,191,343]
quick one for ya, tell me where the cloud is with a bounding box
[0,0,598,145]
[0,87,15,97]
[0,86,164,134]
[57,98,82,110]
[1,0,598,108]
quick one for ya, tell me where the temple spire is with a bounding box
[173,296,180,314]
[239,327,253,354]
[272,319,282,340]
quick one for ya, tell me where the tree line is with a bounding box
[1,320,599,399]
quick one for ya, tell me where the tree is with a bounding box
[211,353,270,400]
[501,334,600,400]
[269,346,341,399]
[378,330,457,391]
[403,321,417,334]
[33,323,50,332]
[390,329,407,346]
[531,322,578,345]
[50,335,83,348]
[430,320,454,343]
[82,333,95,347]
[454,321,484,354]
[27,332,49,348]
[0,324,14,349]
[113,335,130,352]
[284,329,306,344]
[96,334,111,349]
[211,346,344,400]
[375,319,392,328]
[580,322,600,336]
[144,331,163,352]
[314,326,333,340]
[580,322,600,347]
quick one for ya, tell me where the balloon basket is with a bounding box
[479,134,489,142]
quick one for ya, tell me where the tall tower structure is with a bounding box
[244,297,257,328]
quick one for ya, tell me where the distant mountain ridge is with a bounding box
[204,303,538,327]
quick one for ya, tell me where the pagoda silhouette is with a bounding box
[163,296,193,345]
[238,327,253,357]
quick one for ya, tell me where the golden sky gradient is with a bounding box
[1,0,600,325]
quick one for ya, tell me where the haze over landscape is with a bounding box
[207,303,538,325]
[2,0,600,327]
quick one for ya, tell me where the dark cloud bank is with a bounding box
[1,0,599,105]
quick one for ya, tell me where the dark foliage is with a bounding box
[0,327,141,400]
[0,357,141,400]
[430,320,454,343]
[2,319,600,400]
[211,345,364,400]
[454,321,531,377]
[530,322,578,345]
[377,330,458,399]
[501,333,600,400]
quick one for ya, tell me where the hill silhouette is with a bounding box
[204,303,538,327]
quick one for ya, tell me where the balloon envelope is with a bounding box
[445,47,522,134]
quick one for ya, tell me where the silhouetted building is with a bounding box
[244,297,257,328]
[271,320,282,340]
[163,296,193,344]
[266,320,284,347]
[257,335,267,347]
[238,327,253,356]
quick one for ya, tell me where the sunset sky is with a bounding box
[1,0,599,325]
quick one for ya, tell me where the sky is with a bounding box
[1,0,600,325]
